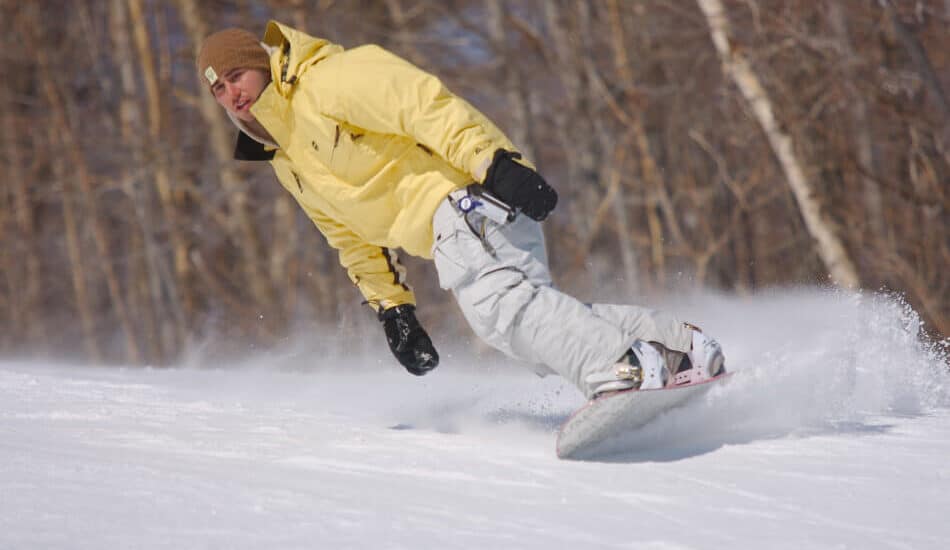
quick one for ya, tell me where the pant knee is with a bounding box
[458,268,536,340]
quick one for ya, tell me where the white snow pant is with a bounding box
[430,195,693,399]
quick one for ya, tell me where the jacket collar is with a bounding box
[233,131,275,161]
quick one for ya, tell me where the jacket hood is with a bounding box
[262,20,343,96]
[229,21,342,150]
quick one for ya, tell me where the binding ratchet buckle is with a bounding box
[615,364,644,383]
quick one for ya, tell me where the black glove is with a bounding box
[482,149,558,221]
[378,305,439,376]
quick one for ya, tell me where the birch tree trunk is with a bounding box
[695,0,861,289]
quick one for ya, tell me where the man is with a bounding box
[196,22,725,399]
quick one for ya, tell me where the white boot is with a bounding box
[629,340,671,390]
[608,340,671,391]
[585,340,672,397]
[685,326,726,380]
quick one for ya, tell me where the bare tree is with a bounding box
[30,4,142,362]
[696,0,861,290]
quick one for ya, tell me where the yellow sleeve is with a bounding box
[271,162,415,312]
[309,44,522,181]
[309,209,416,312]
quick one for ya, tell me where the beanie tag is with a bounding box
[204,66,219,85]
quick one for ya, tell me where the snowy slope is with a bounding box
[2,289,948,549]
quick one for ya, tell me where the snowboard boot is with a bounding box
[672,324,726,385]
[621,340,672,390]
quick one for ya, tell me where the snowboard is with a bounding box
[556,372,732,460]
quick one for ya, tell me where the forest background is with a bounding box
[1,0,946,365]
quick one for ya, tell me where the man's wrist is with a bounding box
[378,303,415,322]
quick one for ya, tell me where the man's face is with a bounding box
[211,68,270,122]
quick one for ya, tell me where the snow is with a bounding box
[2,289,948,549]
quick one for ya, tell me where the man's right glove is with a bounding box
[482,149,558,221]
[379,305,439,376]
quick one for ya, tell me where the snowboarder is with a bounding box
[195,22,725,399]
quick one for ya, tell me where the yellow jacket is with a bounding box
[240,21,520,310]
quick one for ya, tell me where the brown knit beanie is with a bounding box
[196,28,271,89]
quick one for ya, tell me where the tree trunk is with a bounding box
[129,0,189,358]
[879,0,949,119]
[51,126,101,362]
[486,0,535,160]
[32,10,142,362]
[2,74,46,347]
[111,0,159,362]
[542,0,597,247]
[829,2,885,242]
[604,0,644,294]
[695,0,861,290]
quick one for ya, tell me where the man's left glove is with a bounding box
[482,149,558,221]
[378,305,439,376]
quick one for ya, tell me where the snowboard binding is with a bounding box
[614,327,726,392]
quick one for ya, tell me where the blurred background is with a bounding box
[1,0,946,365]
